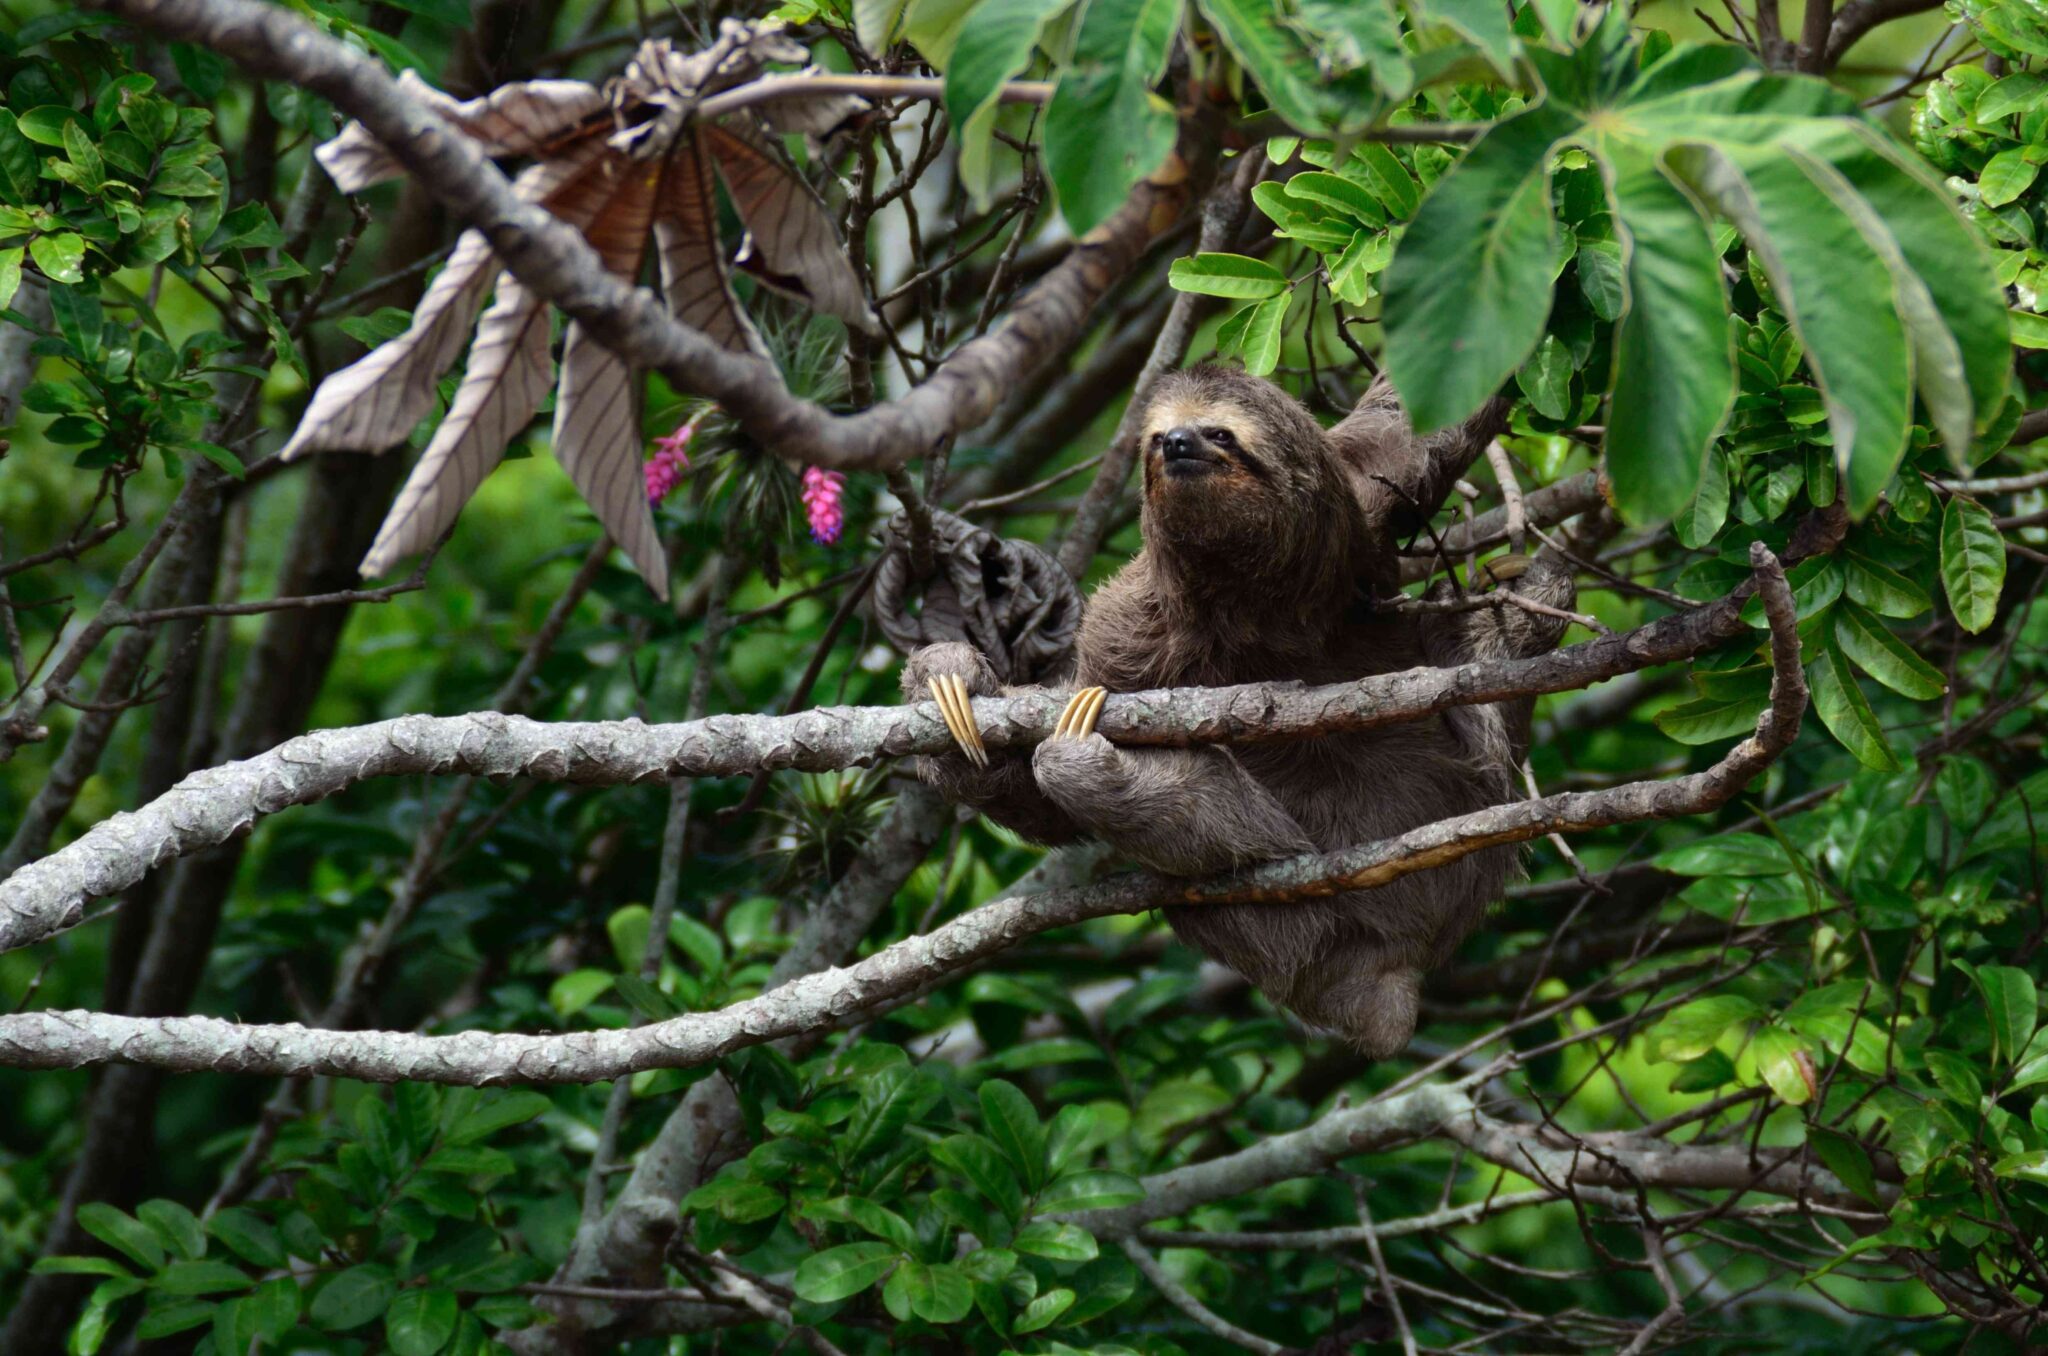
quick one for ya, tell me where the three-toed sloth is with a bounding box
[904,367,1575,1055]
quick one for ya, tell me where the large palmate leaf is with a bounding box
[1380,20,2010,522]
[281,29,873,600]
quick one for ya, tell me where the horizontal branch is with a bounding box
[0,562,1771,955]
[100,0,1207,473]
[0,547,1801,1082]
[1397,470,1605,582]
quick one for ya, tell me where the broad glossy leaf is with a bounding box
[945,0,1075,202]
[1196,0,1379,134]
[1834,602,1946,698]
[1653,832,1791,876]
[1044,0,1180,235]
[1383,104,1573,432]
[1597,151,1728,522]
[76,1204,164,1273]
[311,1265,397,1331]
[1967,963,2039,1067]
[1646,994,1760,1062]
[1808,640,1899,771]
[1751,1026,1817,1104]
[794,1241,901,1304]
[1167,252,1287,298]
[1238,291,1289,375]
[979,1079,1048,1191]
[1286,0,1411,96]
[1802,127,2008,462]
[1415,0,1517,72]
[1940,495,2006,632]
[1841,549,1932,617]
[1665,141,1911,515]
[386,1289,459,1356]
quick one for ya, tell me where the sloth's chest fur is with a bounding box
[1076,565,1489,853]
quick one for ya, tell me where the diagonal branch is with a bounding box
[0,558,1778,956]
[0,546,1803,1083]
[97,0,1212,473]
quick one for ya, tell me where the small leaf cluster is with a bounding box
[39,1085,553,1356]
[682,1050,1145,1347]
[1636,764,2048,1294]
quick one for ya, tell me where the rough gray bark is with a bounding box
[0,571,1769,957]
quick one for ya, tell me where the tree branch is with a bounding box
[0,555,1783,955]
[97,0,1212,473]
[0,545,1803,1083]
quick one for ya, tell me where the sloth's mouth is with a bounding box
[1161,445,1228,476]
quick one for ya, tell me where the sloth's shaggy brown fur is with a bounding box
[905,367,1576,1054]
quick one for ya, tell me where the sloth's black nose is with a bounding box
[1163,428,1197,460]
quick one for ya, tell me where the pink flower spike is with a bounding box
[645,410,706,505]
[801,466,844,545]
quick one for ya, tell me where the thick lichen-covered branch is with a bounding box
[0,561,1775,956]
[0,547,1802,1083]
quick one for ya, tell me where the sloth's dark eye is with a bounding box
[1205,427,1238,450]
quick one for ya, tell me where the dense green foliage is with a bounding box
[6,0,2048,1352]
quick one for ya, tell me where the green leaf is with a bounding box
[1416,0,1517,72]
[1035,1168,1145,1212]
[1195,0,1376,135]
[29,232,86,285]
[1669,1047,1739,1092]
[1576,237,1625,320]
[844,1062,940,1168]
[1653,832,1791,877]
[944,0,1075,203]
[792,1241,901,1304]
[386,1288,460,1356]
[1751,1026,1816,1104]
[548,967,613,1016]
[1383,104,1570,433]
[135,1301,216,1340]
[1665,140,1911,516]
[1015,1220,1099,1260]
[60,119,102,189]
[1967,963,2039,1068]
[1805,128,2008,468]
[934,1133,1026,1222]
[1808,640,1899,771]
[803,1196,918,1250]
[1834,602,1946,698]
[1841,550,1932,618]
[1939,496,2006,632]
[1284,0,1411,97]
[1237,290,1289,376]
[1014,1286,1077,1332]
[1167,252,1287,298]
[155,1260,253,1296]
[336,306,413,347]
[1807,1126,1882,1204]
[1350,142,1421,220]
[1645,994,1760,1063]
[311,1265,397,1330]
[16,106,76,146]
[33,1256,132,1279]
[1981,146,2043,206]
[1284,171,1386,225]
[854,0,910,51]
[76,1204,164,1272]
[883,1259,976,1323]
[1043,0,1180,236]
[137,1200,205,1261]
[1603,149,1734,522]
[1515,334,1572,420]
[980,1079,1048,1192]
[444,1089,551,1145]
[0,113,37,201]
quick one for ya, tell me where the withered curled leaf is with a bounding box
[284,21,874,600]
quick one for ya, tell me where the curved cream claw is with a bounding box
[1050,686,1108,741]
[927,674,988,767]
